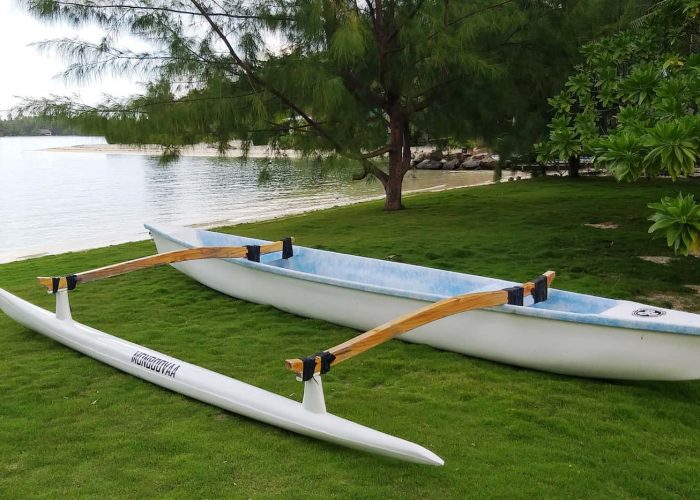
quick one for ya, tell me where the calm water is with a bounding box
[0,136,492,262]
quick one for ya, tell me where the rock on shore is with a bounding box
[412,150,499,170]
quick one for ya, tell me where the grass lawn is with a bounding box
[1,177,699,498]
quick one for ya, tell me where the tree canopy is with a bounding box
[21,0,644,209]
[0,115,82,136]
[537,0,700,255]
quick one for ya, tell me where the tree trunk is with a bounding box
[384,164,404,210]
[383,111,411,211]
[493,158,504,182]
[568,155,581,178]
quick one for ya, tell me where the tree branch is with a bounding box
[444,0,515,29]
[362,144,392,159]
[354,159,389,184]
[387,0,425,42]
[48,1,291,21]
[189,0,355,159]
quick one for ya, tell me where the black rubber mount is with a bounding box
[505,286,524,306]
[282,237,293,259]
[66,275,78,291]
[532,275,548,304]
[245,245,261,262]
[300,351,337,381]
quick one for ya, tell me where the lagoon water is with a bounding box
[0,136,492,263]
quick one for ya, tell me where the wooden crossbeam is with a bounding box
[285,271,555,377]
[38,239,292,292]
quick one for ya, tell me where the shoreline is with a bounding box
[41,142,475,160]
[0,175,516,265]
[44,142,299,158]
[2,137,525,265]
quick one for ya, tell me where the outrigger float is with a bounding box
[2,224,699,464]
[0,288,444,464]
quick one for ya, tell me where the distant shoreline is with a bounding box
[43,142,301,158]
[42,142,469,160]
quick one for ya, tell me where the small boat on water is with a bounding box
[146,223,700,381]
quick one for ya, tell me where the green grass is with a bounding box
[1,177,700,498]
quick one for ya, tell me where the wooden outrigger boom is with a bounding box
[37,238,293,292]
[286,271,556,379]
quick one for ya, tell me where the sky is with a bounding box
[0,1,143,114]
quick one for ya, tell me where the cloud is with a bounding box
[0,2,143,112]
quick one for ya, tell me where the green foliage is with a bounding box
[643,120,700,179]
[565,73,592,96]
[0,115,83,136]
[648,193,700,255]
[547,92,574,114]
[619,65,659,105]
[548,126,582,160]
[541,0,700,254]
[594,133,646,181]
[329,13,369,64]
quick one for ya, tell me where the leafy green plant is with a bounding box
[534,141,554,165]
[615,106,650,131]
[643,121,699,180]
[619,65,659,105]
[648,193,700,256]
[548,126,581,160]
[565,72,592,96]
[594,133,646,181]
[547,92,574,113]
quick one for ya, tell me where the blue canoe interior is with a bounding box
[145,223,700,337]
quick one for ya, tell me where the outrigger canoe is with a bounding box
[145,223,700,381]
[0,234,567,464]
[3,224,699,465]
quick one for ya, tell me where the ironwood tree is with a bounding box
[22,0,642,210]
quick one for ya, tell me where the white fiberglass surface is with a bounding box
[147,223,618,316]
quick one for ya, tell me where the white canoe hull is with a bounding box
[0,289,442,465]
[149,225,700,381]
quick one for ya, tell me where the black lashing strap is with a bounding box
[301,355,316,382]
[531,274,549,304]
[66,275,78,291]
[301,351,337,381]
[245,245,261,262]
[52,274,79,293]
[504,286,524,306]
[317,351,336,375]
[282,237,293,259]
